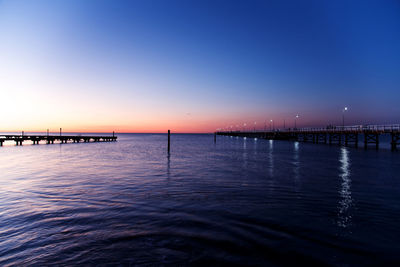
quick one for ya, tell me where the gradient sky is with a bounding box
[0,0,399,133]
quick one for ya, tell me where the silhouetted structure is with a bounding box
[168,130,171,153]
[0,134,117,146]
[217,125,400,151]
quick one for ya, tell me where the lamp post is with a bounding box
[342,107,348,128]
[270,120,273,131]
[254,121,256,132]
[295,114,299,129]
[243,123,246,132]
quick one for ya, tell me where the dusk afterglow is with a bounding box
[1,0,399,132]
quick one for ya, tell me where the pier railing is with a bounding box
[216,124,400,150]
[0,134,117,146]
[219,124,400,134]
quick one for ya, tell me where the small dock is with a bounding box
[217,125,400,151]
[0,134,117,146]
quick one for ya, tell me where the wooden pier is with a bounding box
[0,134,117,147]
[217,125,400,151]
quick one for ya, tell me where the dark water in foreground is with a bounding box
[0,133,399,266]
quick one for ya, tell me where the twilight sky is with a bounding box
[0,0,399,133]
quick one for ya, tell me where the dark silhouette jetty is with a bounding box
[0,133,117,146]
[217,125,400,151]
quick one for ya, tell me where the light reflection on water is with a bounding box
[0,134,399,265]
[293,142,301,192]
[269,139,274,177]
[338,147,353,228]
[293,141,300,179]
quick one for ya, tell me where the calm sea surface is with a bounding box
[0,133,399,266]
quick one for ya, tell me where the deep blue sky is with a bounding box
[0,0,399,132]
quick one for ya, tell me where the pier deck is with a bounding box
[0,134,117,146]
[217,125,400,151]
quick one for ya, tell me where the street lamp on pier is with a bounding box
[295,114,299,129]
[342,107,348,128]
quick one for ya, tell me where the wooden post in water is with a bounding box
[214,132,216,143]
[168,130,170,153]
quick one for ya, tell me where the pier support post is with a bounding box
[355,134,358,148]
[168,130,171,153]
[364,134,367,149]
[390,132,400,151]
[391,133,399,151]
[364,132,379,150]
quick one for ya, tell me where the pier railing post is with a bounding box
[168,130,170,153]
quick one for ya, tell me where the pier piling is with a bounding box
[216,125,399,151]
[391,133,399,151]
[1,134,116,147]
[168,130,170,153]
